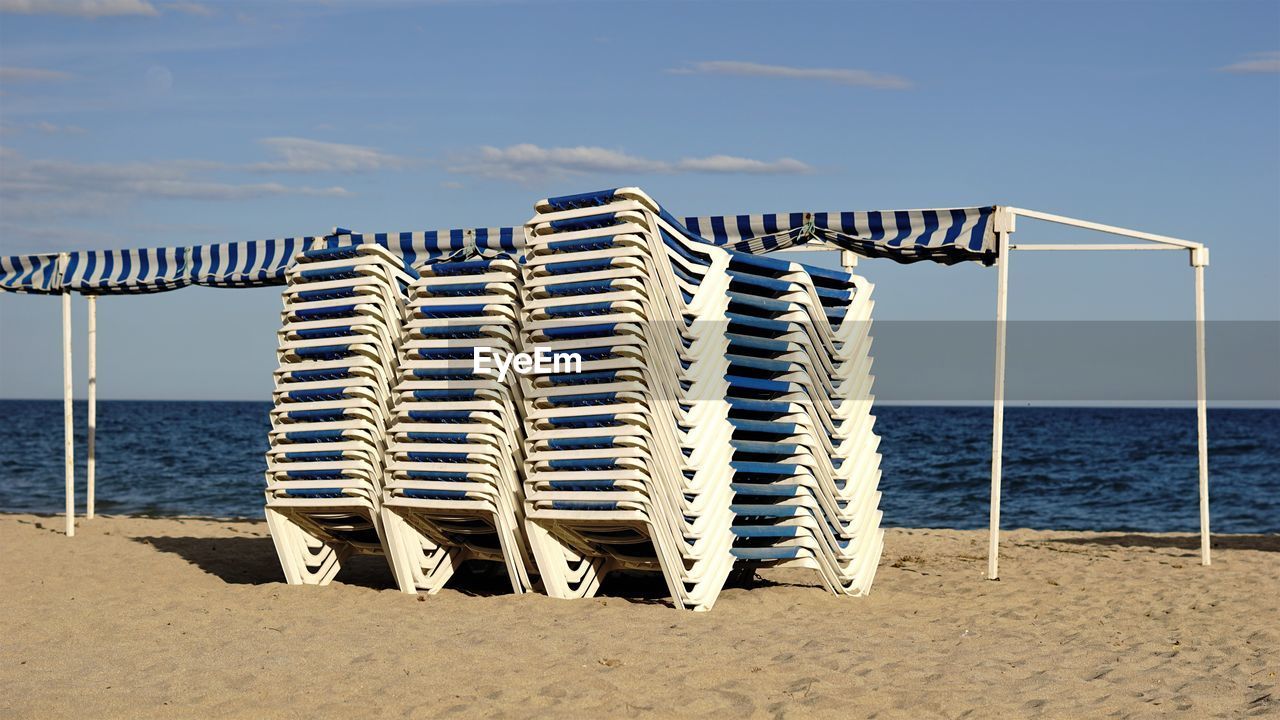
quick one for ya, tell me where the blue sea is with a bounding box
[0,399,1276,533]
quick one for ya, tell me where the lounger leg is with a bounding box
[492,523,532,594]
[523,520,604,599]
[265,508,345,585]
[264,507,304,583]
[379,506,420,594]
[379,506,455,594]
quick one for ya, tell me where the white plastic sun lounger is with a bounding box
[378,252,539,596]
[264,244,414,585]
[516,188,738,611]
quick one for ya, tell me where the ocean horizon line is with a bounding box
[1,397,1276,410]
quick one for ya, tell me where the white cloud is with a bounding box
[448,144,666,181]
[0,217,231,254]
[447,143,813,182]
[0,148,349,221]
[166,0,211,15]
[668,60,912,90]
[250,137,412,173]
[133,179,348,200]
[0,66,74,82]
[1,120,87,134]
[0,0,159,18]
[674,155,813,174]
[0,138,408,226]
[1221,51,1280,74]
[32,121,86,134]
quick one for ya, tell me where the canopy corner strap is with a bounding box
[16,206,1210,575]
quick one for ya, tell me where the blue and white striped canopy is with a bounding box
[2,226,522,295]
[0,253,61,294]
[683,207,997,265]
[1,201,998,295]
[545,188,996,265]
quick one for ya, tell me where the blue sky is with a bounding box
[0,0,1277,401]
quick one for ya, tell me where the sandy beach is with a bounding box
[1,514,1275,719]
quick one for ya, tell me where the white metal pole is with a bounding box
[61,275,75,537]
[87,295,97,520]
[988,230,1011,580]
[1193,254,1210,565]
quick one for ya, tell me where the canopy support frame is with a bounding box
[769,207,1211,577]
[60,254,74,537]
[1194,256,1210,565]
[87,295,97,520]
[986,207,1211,577]
[988,225,1011,579]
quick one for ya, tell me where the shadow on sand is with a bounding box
[591,567,821,604]
[130,535,564,597]
[127,533,861,603]
[593,571,675,606]
[1045,533,1280,553]
[131,535,396,590]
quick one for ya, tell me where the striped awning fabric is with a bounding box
[1,227,522,295]
[0,253,61,294]
[682,207,998,265]
[0,204,997,295]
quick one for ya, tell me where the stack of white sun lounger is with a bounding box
[517,188,739,611]
[257,193,885,604]
[517,187,886,606]
[378,252,538,595]
[264,244,413,584]
[719,251,884,595]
